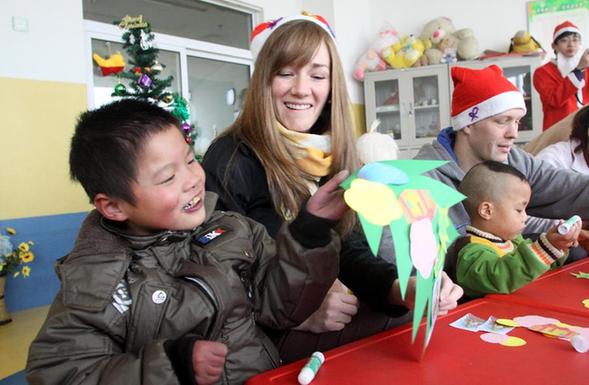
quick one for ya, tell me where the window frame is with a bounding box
[83,1,260,109]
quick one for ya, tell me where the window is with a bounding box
[84,0,260,155]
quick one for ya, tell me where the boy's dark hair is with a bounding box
[459,161,528,216]
[70,99,180,204]
[554,31,581,44]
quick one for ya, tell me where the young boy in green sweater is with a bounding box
[448,160,581,298]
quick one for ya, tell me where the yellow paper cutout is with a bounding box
[496,318,520,327]
[582,299,589,308]
[500,336,527,347]
[399,190,436,223]
[344,179,403,225]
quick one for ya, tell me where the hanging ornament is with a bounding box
[162,93,174,104]
[92,51,126,76]
[129,33,136,45]
[138,74,153,88]
[139,29,152,51]
[134,66,142,74]
[151,62,163,73]
[114,83,127,95]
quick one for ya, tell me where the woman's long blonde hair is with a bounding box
[220,20,359,235]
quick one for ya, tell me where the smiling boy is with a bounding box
[26,99,346,385]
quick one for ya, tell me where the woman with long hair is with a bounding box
[203,14,463,362]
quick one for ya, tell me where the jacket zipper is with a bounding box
[184,276,222,339]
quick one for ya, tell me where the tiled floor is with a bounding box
[0,306,49,380]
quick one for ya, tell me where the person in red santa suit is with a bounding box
[533,20,589,130]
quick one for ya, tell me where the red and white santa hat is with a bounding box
[451,65,526,131]
[553,20,581,43]
[250,12,336,61]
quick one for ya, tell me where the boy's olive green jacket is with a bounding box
[26,193,340,385]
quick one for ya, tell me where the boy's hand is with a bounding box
[547,220,581,251]
[306,170,350,221]
[192,340,228,385]
[294,279,359,333]
[437,272,463,315]
[388,272,463,315]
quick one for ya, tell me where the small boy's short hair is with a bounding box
[69,99,180,204]
[459,161,528,216]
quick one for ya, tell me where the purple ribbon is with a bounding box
[468,106,479,121]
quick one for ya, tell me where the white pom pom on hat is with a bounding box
[450,65,526,131]
[250,12,336,61]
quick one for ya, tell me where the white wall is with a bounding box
[333,0,531,102]
[0,0,86,83]
[1,0,534,101]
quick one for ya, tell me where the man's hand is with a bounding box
[294,279,359,333]
[306,170,350,221]
[192,340,228,385]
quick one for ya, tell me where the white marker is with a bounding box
[298,351,324,385]
[557,215,581,235]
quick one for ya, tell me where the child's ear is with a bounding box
[477,201,493,220]
[94,193,129,222]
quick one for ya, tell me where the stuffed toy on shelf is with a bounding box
[509,30,544,54]
[353,23,399,81]
[420,17,479,64]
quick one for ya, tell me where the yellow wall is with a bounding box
[0,77,92,219]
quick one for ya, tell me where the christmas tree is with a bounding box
[109,15,198,146]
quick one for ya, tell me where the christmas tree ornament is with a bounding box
[151,62,163,73]
[92,51,126,76]
[162,93,174,104]
[134,66,142,74]
[114,83,127,95]
[138,74,152,88]
[140,29,152,50]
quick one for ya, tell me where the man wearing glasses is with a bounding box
[533,20,589,130]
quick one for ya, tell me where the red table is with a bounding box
[488,258,589,318]
[246,298,589,385]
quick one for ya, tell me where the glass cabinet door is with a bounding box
[374,79,401,139]
[503,65,533,133]
[412,75,442,139]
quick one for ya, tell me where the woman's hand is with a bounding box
[306,170,350,221]
[294,279,359,333]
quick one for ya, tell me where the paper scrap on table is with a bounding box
[571,271,589,279]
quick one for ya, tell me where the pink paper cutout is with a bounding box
[513,315,560,328]
[410,217,437,278]
[480,333,509,344]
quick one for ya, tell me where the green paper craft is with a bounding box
[390,219,411,299]
[571,271,589,279]
[358,214,384,256]
[340,160,465,352]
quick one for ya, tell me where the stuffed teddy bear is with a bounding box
[388,34,428,69]
[420,17,479,64]
[353,24,399,81]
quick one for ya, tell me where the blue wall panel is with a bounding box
[1,212,87,312]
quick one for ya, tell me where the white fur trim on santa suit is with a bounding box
[451,91,527,130]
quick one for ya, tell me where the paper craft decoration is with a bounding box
[571,271,589,279]
[342,160,465,349]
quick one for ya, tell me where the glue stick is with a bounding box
[298,351,324,385]
[571,334,589,353]
[557,215,581,235]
